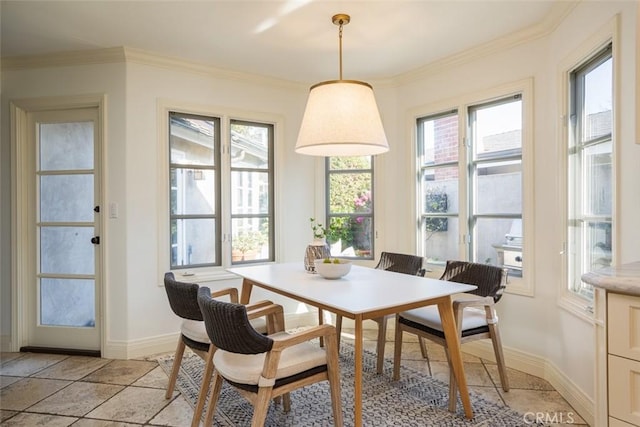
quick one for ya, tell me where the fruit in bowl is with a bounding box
[314,258,352,279]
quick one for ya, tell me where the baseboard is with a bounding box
[462,341,594,426]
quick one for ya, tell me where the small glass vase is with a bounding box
[304,239,330,273]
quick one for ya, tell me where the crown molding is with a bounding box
[1,47,127,71]
[393,1,580,85]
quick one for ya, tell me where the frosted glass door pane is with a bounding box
[40,174,94,222]
[41,278,95,327]
[40,122,94,170]
[40,227,94,274]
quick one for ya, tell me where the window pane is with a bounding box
[231,171,269,215]
[423,167,459,215]
[423,216,459,267]
[329,156,371,170]
[170,218,216,267]
[327,215,372,258]
[584,142,612,216]
[170,114,215,166]
[231,218,269,263]
[231,122,269,169]
[475,160,522,215]
[582,57,612,141]
[170,168,215,215]
[41,278,95,327]
[40,122,94,171]
[475,217,522,277]
[40,226,94,275]
[419,113,458,166]
[40,174,94,222]
[472,99,522,159]
[329,173,372,214]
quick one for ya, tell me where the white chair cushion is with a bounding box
[250,317,268,334]
[400,306,493,332]
[181,319,210,344]
[213,331,327,385]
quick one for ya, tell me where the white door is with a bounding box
[25,107,101,352]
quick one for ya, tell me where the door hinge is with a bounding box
[94,206,100,213]
[91,236,100,245]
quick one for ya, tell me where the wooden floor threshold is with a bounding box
[20,346,101,358]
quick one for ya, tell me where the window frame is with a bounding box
[157,101,280,282]
[559,33,616,319]
[413,79,534,297]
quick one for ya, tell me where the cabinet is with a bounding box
[607,293,640,426]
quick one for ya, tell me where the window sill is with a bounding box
[163,267,242,285]
[558,293,595,324]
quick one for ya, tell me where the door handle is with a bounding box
[91,236,100,245]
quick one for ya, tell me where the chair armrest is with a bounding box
[246,300,276,311]
[246,303,285,333]
[452,295,494,311]
[271,324,336,350]
[210,287,239,303]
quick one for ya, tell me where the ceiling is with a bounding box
[1,0,575,84]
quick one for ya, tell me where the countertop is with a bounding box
[581,261,640,296]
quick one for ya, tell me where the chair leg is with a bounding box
[489,323,510,392]
[166,337,185,399]
[392,318,403,381]
[325,333,344,427]
[191,345,215,427]
[375,316,387,375]
[204,371,224,426]
[418,337,428,359]
[318,308,325,347]
[251,387,273,427]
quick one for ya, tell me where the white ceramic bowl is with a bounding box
[314,259,352,279]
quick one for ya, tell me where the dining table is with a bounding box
[228,262,477,426]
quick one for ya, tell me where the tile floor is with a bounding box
[0,328,587,426]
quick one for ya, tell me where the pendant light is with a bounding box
[295,14,389,157]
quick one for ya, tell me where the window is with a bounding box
[325,156,374,260]
[417,82,532,295]
[168,112,274,270]
[566,46,613,301]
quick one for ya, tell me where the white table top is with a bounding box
[228,262,477,318]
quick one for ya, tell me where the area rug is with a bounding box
[157,343,533,426]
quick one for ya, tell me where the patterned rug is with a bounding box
[157,343,533,426]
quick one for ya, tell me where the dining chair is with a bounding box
[197,287,344,427]
[163,272,275,427]
[392,260,509,411]
[331,251,425,374]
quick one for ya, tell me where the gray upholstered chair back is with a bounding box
[164,272,203,321]
[375,252,426,277]
[439,260,506,303]
[197,287,273,355]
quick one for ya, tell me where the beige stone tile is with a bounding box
[486,365,554,391]
[33,356,111,380]
[149,395,199,426]
[85,386,171,424]
[0,377,71,410]
[398,358,431,377]
[0,412,77,426]
[0,353,68,377]
[0,375,21,389]
[429,361,494,387]
[28,381,124,416]
[132,365,169,389]
[82,360,157,385]
[0,353,22,364]
[72,419,143,427]
[468,385,505,407]
[499,389,586,424]
[0,409,18,422]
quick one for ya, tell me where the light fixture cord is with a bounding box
[338,19,344,80]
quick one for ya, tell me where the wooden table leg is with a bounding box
[354,314,363,427]
[437,297,474,419]
[239,279,253,305]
